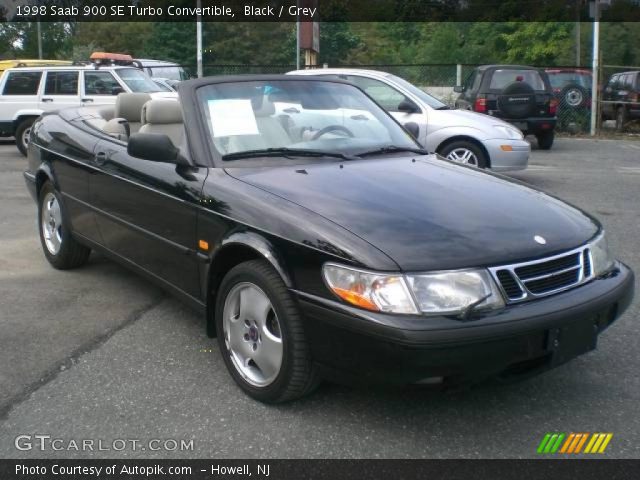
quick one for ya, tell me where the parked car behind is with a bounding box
[288,68,529,171]
[545,68,592,110]
[135,58,190,81]
[601,70,640,131]
[0,63,176,155]
[455,65,557,150]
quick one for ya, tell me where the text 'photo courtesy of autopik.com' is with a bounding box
[0,0,639,479]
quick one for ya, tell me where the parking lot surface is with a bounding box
[0,138,638,458]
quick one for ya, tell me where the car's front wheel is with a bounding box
[215,260,319,403]
[38,181,91,269]
[439,140,488,168]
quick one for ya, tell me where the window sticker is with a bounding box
[208,99,259,137]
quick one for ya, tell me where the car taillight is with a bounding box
[549,98,558,115]
[630,93,639,103]
[474,97,487,113]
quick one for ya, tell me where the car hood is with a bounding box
[226,156,598,271]
[432,108,520,135]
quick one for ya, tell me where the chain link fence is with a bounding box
[152,62,640,135]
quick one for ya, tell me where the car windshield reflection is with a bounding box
[197,80,420,163]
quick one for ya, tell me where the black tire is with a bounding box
[616,106,627,132]
[215,259,319,403]
[536,131,555,150]
[15,117,35,157]
[38,181,91,269]
[438,140,488,169]
[559,84,588,110]
[497,81,537,119]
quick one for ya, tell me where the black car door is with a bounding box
[89,137,207,299]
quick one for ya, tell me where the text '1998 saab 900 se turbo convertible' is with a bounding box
[24,75,634,403]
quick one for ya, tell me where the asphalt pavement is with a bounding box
[0,137,638,458]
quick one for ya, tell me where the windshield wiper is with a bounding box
[222,148,358,161]
[356,145,430,158]
[435,105,451,110]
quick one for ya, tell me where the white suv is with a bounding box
[0,64,177,155]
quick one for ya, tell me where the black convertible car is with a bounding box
[24,75,634,403]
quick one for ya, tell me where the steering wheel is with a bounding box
[311,125,355,141]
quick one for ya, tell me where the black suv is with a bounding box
[601,70,640,131]
[454,65,558,149]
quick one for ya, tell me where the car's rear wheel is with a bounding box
[439,140,488,168]
[215,260,319,403]
[38,182,91,269]
[616,107,627,132]
[536,131,555,150]
[16,117,35,157]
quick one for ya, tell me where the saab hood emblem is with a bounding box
[534,235,547,245]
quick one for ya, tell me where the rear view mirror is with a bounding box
[127,133,188,165]
[397,99,419,114]
[453,85,464,93]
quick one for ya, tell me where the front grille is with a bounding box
[490,246,592,303]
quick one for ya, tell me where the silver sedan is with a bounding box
[288,68,530,171]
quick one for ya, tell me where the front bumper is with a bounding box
[483,138,530,172]
[295,262,634,387]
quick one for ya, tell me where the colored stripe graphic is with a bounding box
[540,433,613,454]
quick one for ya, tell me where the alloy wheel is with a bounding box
[222,282,283,387]
[41,192,62,255]
[446,148,479,166]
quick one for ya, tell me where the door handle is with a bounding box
[41,98,54,103]
[81,98,94,103]
[94,151,108,165]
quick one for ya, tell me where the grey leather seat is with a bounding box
[225,98,291,153]
[139,99,184,146]
[102,93,152,140]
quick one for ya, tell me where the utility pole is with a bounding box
[590,1,601,136]
[37,21,42,59]
[196,0,203,78]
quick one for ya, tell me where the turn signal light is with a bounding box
[330,287,379,311]
[500,145,514,151]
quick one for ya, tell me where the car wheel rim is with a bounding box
[22,127,31,149]
[223,282,283,388]
[446,148,479,166]
[41,192,62,255]
[566,89,583,107]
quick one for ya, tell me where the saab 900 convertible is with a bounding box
[24,76,634,403]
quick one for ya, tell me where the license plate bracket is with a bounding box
[547,321,598,366]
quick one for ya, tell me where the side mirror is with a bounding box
[453,85,464,93]
[112,86,124,95]
[403,122,420,140]
[127,133,189,165]
[397,98,420,114]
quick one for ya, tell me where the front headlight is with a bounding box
[406,270,504,314]
[494,125,523,140]
[590,231,615,276]
[323,264,419,314]
[323,264,505,316]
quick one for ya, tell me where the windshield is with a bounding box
[146,66,189,81]
[548,72,591,89]
[115,68,163,93]
[197,80,420,164]
[489,69,546,91]
[385,74,448,109]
